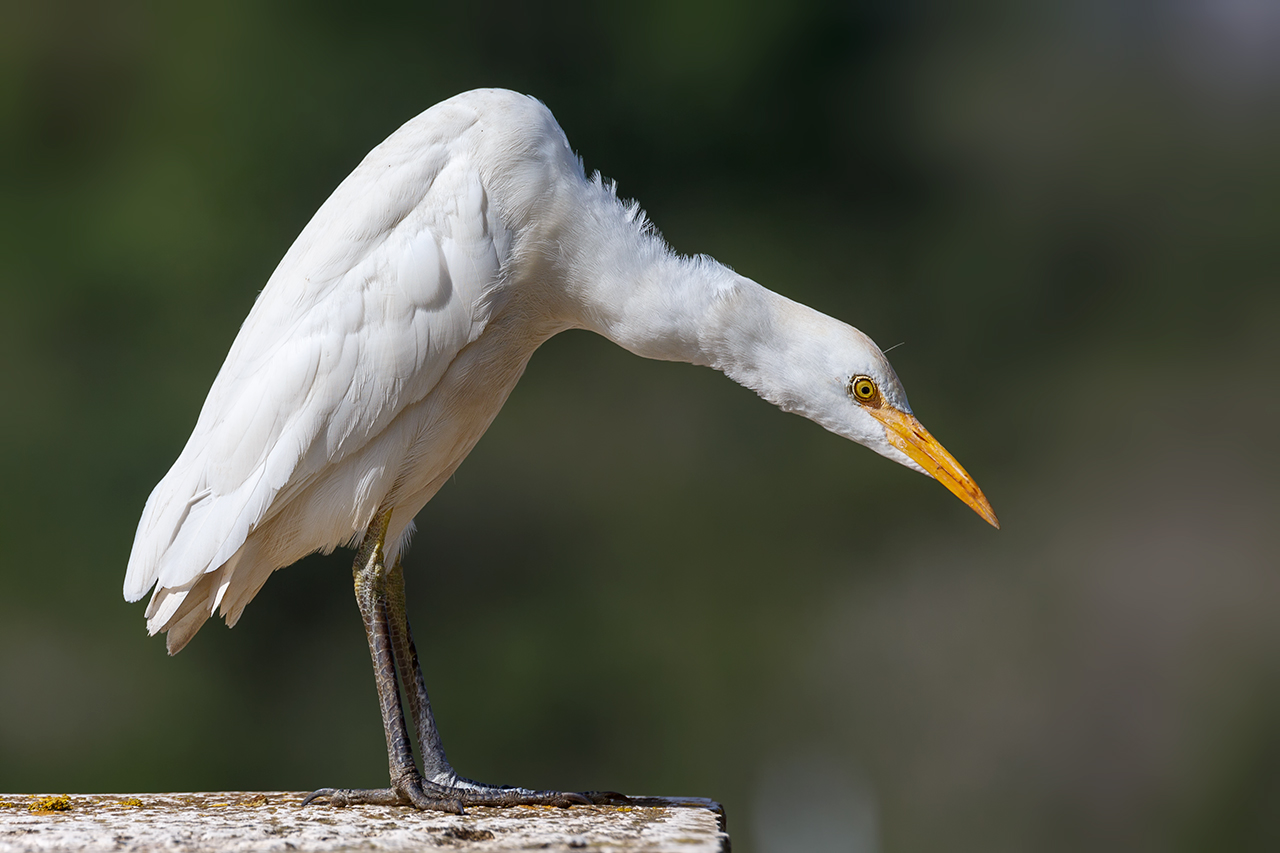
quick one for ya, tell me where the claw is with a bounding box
[300,789,333,807]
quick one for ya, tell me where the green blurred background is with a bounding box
[2,2,1278,851]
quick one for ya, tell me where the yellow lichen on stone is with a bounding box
[119,798,145,808]
[242,795,268,807]
[29,795,72,812]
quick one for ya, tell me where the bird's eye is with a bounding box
[848,376,880,405]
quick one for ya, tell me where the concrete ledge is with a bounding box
[0,792,729,852]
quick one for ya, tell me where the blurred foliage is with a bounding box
[2,2,1279,852]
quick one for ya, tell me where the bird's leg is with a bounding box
[304,511,624,811]
[382,555,606,807]
[301,509,462,812]
[382,555,450,782]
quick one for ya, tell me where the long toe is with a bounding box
[301,788,402,808]
[301,786,462,813]
[452,786,592,808]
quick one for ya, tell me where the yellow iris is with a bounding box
[849,376,879,404]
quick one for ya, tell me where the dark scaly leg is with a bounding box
[303,509,620,811]
[302,509,461,812]
[383,556,603,807]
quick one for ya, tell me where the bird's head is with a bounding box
[763,306,1000,529]
[842,360,999,529]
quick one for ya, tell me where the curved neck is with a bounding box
[543,179,800,389]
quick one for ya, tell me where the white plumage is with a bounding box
[126,88,996,658]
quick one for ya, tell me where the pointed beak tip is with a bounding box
[957,488,999,530]
[871,407,1000,531]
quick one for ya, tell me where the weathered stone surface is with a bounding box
[0,792,728,852]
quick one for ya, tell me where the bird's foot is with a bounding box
[302,771,626,812]
[301,773,463,813]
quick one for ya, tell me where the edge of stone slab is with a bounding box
[0,791,730,852]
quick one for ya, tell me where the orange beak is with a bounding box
[867,406,1000,529]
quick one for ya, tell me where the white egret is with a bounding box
[125,89,998,812]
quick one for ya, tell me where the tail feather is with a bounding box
[163,583,219,655]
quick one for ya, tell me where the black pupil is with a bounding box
[859,383,872,396]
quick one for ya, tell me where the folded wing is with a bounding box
[125,107,511,651]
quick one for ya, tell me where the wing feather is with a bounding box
[125,104,509,648]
